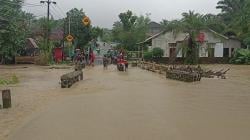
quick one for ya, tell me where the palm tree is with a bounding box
[161,11,206,64]
[181,11,205,64]
[217,0,250,46]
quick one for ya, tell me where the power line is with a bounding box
[50,9,62,19]
[51,5,65,19]
[55,4,66,16]
[1,0,42,6]
[22,5,43,8]
[40,0,57,47]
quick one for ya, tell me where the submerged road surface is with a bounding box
[9,65,250,140]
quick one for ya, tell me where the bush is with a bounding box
[152,48,164,58]
[230,49,250,64]
[35,52,50,66]
[144,51,153,60]
[143,47,164,60]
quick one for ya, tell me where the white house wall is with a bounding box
[152,32,187,57]
[152,33,168,57]
[224,39,241,57]
[202,30,223,43]
[150,30,241,58]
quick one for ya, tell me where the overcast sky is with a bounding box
[23,0,221,29]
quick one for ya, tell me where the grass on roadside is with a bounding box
[0,74,19,85]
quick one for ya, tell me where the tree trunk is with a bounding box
[185,36,198,65]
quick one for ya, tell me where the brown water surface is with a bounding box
[2,65,250,140]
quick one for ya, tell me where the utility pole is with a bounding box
[40,0,56,48]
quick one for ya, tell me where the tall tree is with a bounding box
[112,10,150,51]
[119,10,137,31]
[181,11,205,64]
[65,8,92,48]
[216,0,250,46]
[0,0,33,64]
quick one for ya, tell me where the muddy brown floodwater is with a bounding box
[1,64,250,140]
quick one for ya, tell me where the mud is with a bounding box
[0,64,250,140]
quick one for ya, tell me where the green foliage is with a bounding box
[143,51,153,60]
[0,74,19,85]
[101,29,112,42]
[119,10,137,31]
[36,40,54,65]
[91,26,103,40]
[230,49,250,64]
[11,74,19,84]
[65,8,92,48]
[152,48,164,58]
[0,0,33,64]
[181,11,204,64]
[112,10,150,51]
[144,47,164,60]
[216,0,250,46]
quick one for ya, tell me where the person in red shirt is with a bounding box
[89,50,95,66]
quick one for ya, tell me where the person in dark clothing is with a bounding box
[103,55,109,69]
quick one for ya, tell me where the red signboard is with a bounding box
[54,48,63,63]
[198,32,205,43]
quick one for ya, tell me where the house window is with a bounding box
[208,48,215,57]
[223,48,229,57]
[169,43,177,48]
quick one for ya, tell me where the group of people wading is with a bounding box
[103,50,128,71]
[74,48,127,71]
[74,48,95,68]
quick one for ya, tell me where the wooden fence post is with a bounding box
[80,72,83,80]
[2,89,11,109]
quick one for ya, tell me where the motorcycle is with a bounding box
[117,58,128,71]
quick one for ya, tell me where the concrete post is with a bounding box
[2,89,11,109]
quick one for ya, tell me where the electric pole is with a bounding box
[40,0,56,48]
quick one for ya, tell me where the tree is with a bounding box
[119,10,137,31]
[202,14,226,33]
[0,0,33,64]
[65,8,92,48]
[112,10,150,51]
[101,28,112,43]
[216,0,250,46]
[216,0,245,15]
[160,19,183,32]
[181,11,206,64]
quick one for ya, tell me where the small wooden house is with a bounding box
[15,38,39,64]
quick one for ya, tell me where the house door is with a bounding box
[169,48,176,58]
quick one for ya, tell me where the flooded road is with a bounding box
[5,65,250,140]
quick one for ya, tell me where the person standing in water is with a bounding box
[89,49,95,67]
[103,55,108,69]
